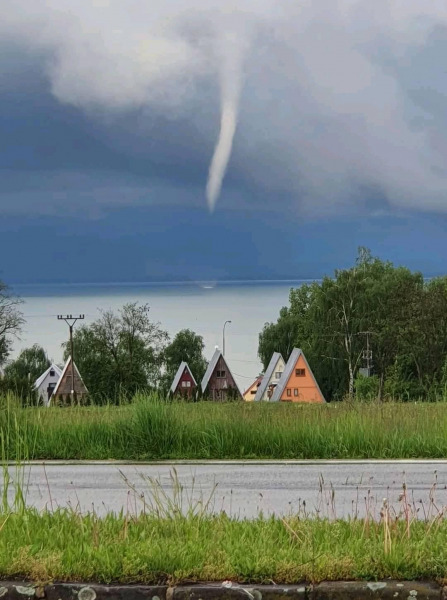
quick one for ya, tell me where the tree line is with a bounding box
[0,291,207,402]
[259,248,447,401]
[3,247,447,403]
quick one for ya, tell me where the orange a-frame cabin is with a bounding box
[271,348,325,403]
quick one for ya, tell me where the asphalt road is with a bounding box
[11,461,447,519]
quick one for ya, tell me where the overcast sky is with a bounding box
[2,0,447,283]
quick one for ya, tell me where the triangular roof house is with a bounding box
[254,352,286,402]
[201,348,242,401]
[34,363,63,406]
[170,362,197,398]
[243,375,263,401]
[50,357,88,405]
[271,348,325,403]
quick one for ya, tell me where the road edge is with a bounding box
[0,581,443,600]
[8,459,447,466]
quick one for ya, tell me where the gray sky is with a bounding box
[2,1,447,283]
[2,0,447,216]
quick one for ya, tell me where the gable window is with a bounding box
[181,381,188,387]
[186,381,191,387]
[294,388,299,397]
[286,388,291,397]
[50,369,55,377]
[216,370,226,378]
[295,368,305,377]
[275,372,282,379]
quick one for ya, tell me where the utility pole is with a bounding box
[359,331,373,376]
[57,314,84,402]
[223,320,231,357]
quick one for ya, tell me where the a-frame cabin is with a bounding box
[201,348,242,401]
[170,362,197,398]
[254,352,286,402]
[243,375,263,401]
[34,363,63,406]
[50,357,89,405]
[271,348,325,403]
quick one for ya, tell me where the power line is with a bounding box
[228,358,261,364]
[57,315,84,397]
[232,372,260,379]
[23,313,95,318]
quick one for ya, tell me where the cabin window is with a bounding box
[275,372,282,379]
[217,370,226,378]
[186,381,191,387]
[294,388,299,396]
[286,388,291,397]
[50,369,55,377]
[295,368,305,377]
[181,381,187,387]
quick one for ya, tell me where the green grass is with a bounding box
[2,394,447,460]
[0,470,446,585]
[5,509,447,584]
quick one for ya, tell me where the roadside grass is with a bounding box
[5,509,447,584]
[1,469,447,584]
[2,393,447,460]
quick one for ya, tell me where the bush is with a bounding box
[354,374,379,401]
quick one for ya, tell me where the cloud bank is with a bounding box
[2,0,447,214]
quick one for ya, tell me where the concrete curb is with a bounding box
[0,581,443,600]
[7,460,447,466]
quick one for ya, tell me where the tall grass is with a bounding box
[2,394,447,460]
[1,467,447,583]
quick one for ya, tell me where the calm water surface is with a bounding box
[12,281,307,390]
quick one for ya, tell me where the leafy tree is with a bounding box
[355,373,380,401]
[0,280,24,366]
[162,329,207,391]
[258,247,447,401]
[258,307,299,370]
[1,344,50,402]
[4,344,50,381]
[64,303,169,402]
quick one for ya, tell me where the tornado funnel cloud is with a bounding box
[206,100,238,211]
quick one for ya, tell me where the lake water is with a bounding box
[11,281,306,391]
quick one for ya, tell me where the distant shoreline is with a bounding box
[12,279,320,290]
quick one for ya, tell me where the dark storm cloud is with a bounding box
[2,1,447,216]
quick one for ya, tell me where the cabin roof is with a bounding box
[254,352,284,401]
[244,375,263,396]
[51,356,88,399]
[170,362,197,393]
[34,363,62,390]
[271,348,326,402]
[201,348,242,396]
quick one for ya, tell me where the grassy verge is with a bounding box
[3,510,447,584]
[0,466,446,584]
[1,479,447,584]
[2,395,447,460]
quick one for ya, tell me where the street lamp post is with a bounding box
[223,320,232,357]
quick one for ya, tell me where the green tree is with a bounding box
[258,247,445,401]
[0,280,24,366]
[258,307,299,370]
[162,329,207,392]
[393,276,447,396]
[2,344,50,402]
[4,344,50,381]
[64,303,169,402]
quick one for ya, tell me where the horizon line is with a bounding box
[11,278,322,288]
